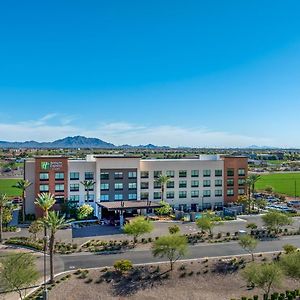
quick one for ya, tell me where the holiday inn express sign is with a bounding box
[40,161,63,171]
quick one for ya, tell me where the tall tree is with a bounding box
[41,211,71,283]
[155,175,170,202]
[80,180,95,203]
[246,174,261,211]
[238,234,258,261]
[34,193,56,218]
[196,216,215,235]
[262,210,292,234]
[12,179,32,222]
[0,253,39,300]
[152,234,188,271]
[0,194,10,243]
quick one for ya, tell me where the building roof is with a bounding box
[93,155,141,159]
[97,200,162,211]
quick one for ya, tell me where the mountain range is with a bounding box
[0,136,169,149]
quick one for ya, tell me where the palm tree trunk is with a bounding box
[49,234,55,283]
[161,185,165,202]
[22,190,26,223]
[0,208,3,243]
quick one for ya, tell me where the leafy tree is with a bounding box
[42,211,72,283]
[0,194,11,243]
[123,216,153,246]
[80,180,95,203]
[155,201,172,216]
[265,185,274,193]
[196,217,215,235]
[279,251,300,278]
[242,262,283,299]
[262,211,292,234]
[0,253,39,300]
[237,195,251,213]
[113,259,133,274]
[238,234,258,261]
[76,204,94,220]
[168,224,180,235]
[2,206,13,227]
[155,175,170,202]
[28,220,43,240]
[152,234,188,271]
[12,179,32,222]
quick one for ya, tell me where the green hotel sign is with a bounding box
[41,162,51,170]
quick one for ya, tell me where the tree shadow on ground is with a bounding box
[103,266,170,297]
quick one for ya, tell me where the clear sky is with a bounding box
[0,1,300,147]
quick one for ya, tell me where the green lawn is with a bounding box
[256,172,300,197]
[0,179,22,197]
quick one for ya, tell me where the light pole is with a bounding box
[43,227,49,300]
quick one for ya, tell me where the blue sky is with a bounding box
[0,1,300,147]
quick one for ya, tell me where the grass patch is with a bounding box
[0,178,22,197]
[256,173,300,197]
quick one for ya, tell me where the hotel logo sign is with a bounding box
[40,161,63,171]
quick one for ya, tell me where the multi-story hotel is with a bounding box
[24,154,248,218]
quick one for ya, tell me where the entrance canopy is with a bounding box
[97,200,162,211]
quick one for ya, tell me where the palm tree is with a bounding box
[12,179,32,222]
[41,211,72,283]
[80,180,95,202]
[34,193,56,218]
[246,174,261,211]
[155,175,170,202]
[0,194,10,243]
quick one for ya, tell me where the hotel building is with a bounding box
[24,154,248,217]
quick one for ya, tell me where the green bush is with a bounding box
[113,259,133,273]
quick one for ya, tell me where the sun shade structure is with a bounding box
[97,200,162,211]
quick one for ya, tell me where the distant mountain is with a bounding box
[0,136,167,149]
[247,145,277,150]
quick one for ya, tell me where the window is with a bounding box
[114,183,123,190]
[128,193,137,200]
[215,179,222,187]
[70,184,79,192]
[70,172,79,180]
[85,184,94,191]
[55,172,64,180]
[215,202,223,209]
[238,178,245,186]
[154,181,161,189]
[179,180,187,188]
[141,192,149,200]
[166,191,174,199]
[238,188,245,195]
[215,169,222,177]
[55,196,64,204]
[227,179,234,186]
[69,195,80,202]
[179,170,187,177]
[167,181,174,188]
[128,182,137,190]
[100,194,109,201]
[238,168,246,176]
[203,170,211,177]
[227,189,234,196]
[141,171,149,178]
[179,191,187,198]
[100,183,109,191]
[85,172,94,180]
[141,182,149,189]
[114,194,123,200]
[154,192,161,199]
[128,171,137,179]
[203,180,211,187]
[154,171,162,178]
[114,172,123,179]
[215,189,222,197]
[191,190,199,198]
[55,184,64,192]
[191,180,199,188]
[39,184,49,192]
[203,190,211,197]
[39,173,49,180]
[191,170,199,177]
[166,170,175,178]
[100,172,109,180]
[85,194,94,202]
[203,202,212,209]
[227,168,234,176]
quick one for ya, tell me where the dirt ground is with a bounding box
[47,255,300,300]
